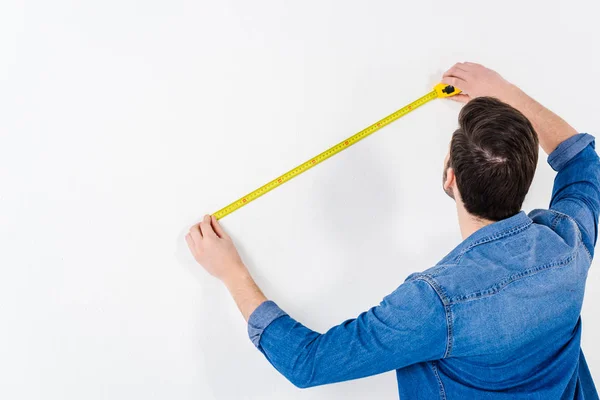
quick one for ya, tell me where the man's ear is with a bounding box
[444,167,455,192]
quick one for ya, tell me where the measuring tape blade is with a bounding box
[213,83,460,219]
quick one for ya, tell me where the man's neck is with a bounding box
[456,201,495,240]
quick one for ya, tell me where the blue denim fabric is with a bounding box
[248,133,600,399]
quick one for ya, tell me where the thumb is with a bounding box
[211,215,229,239]
[447,94,470,103]
[200,215,217,238]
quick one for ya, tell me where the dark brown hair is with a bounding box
[449,97,539,221]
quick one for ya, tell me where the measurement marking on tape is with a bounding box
[212,83,460,219]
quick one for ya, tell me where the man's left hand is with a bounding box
[186,215,247,283]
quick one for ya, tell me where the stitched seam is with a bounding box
[429,264,455,277]
[443,304,453,358]
[548,207,587,238]
[581,240,593,262]
[546,209,584,240]
[416,277,453,358]
[455,221,532,263]
[448,253,576,304]
[546,208,592,260]
[430,361,447,400]
[550,213,561,231]
[416,276,449,305]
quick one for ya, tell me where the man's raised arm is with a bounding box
[442,63,600,254]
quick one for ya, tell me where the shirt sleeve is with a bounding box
[548,133,600,256]
[247,278,447,389]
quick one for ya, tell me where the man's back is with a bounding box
[401,210,589,398]
[398,134,600,399]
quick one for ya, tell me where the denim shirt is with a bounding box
[248,133,600,399]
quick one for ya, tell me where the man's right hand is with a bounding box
[441,62,577,155]
[441,62,517,104]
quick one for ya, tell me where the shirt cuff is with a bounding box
[247,300,288,348]
[548,133,595,171]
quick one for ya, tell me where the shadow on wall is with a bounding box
[310,147,397,248]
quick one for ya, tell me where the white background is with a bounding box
[1,1,599,399]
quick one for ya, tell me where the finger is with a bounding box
[211,215,228,239]
[443,62,468,73]
[441,76,467,92]
[455,61,478,71]
[442,64,469,80]
[443,62,468,74]
[447,94,470,103]
[185,233,198,255]
[199,214,217,238]
[189,224,203,243]
[185,232,195,246]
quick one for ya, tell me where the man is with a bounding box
[186,63,599,399]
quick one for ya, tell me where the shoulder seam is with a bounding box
[415,276,454,359]
[546,207,593,262]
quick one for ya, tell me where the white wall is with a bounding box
[1,1,599,399]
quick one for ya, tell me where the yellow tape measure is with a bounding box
[213,83,460,219]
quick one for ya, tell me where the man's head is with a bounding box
[443,97,539,221]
